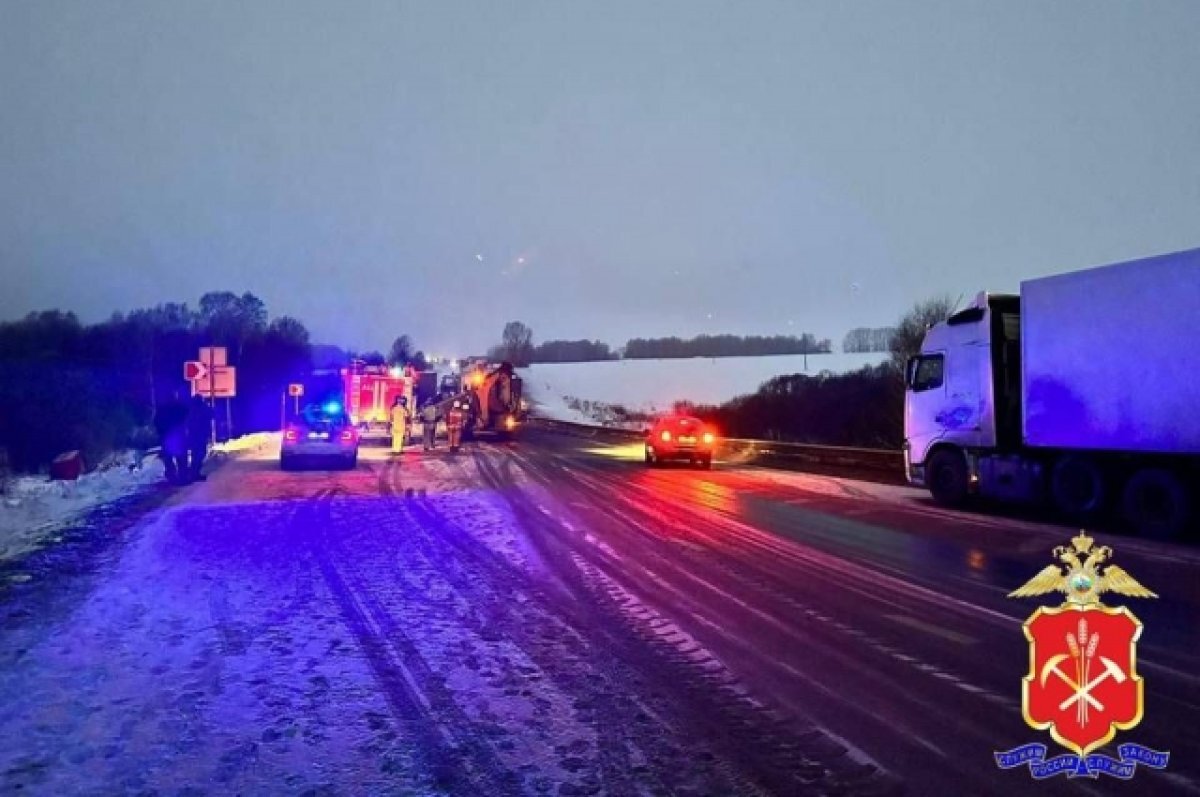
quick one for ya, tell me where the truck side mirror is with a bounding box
[905,357,918,387]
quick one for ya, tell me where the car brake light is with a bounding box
[660,430,672,442]
[702,432,715,444]
[340,429,356,443]
[284,428,299,442]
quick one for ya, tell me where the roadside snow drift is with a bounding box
[0,433,280,562]
[0,453,165,562]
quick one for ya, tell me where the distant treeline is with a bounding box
[490,323,842,365]
[842,327,896,354]
[531,339,618,363]
[624,333,832,360]
[0,293,312,472]
[691,364,903,448]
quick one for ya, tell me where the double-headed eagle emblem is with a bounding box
[996,530,1169,777]
[1008,531,1156,606]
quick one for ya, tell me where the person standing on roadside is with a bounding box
[389,395,411,455]
[153,390,189,484]
[446,400,465,453]
[420,399,439,451]
[186,395,214,481]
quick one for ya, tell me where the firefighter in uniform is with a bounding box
[446,400,466,452]
[389,395,411,454]
[420,399,439,451]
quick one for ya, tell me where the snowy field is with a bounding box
[519,352,888,425]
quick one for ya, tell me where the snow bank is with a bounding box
[0,432,279,563]
[0,453,165,562]
[520,352,887,425]
[530,400,599,426]
[212,431,277,455]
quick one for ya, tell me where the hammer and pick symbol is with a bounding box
[1058,656,1126,712]
[1040,653,1103,711]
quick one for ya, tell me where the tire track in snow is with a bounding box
[399,494,648,796]
[306,485,512,795]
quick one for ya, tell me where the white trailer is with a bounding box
[904,248,1200,536]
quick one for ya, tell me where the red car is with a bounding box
[644,415,717,469]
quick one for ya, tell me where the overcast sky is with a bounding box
[2,1,1198,355]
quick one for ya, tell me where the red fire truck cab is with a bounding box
[341,362,415,442]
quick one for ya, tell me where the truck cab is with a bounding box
[904,293,1024,503]
[905,248,1199,538]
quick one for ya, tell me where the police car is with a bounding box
[281,402,359,471]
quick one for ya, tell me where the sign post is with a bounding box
[288,383,304,416]
[186,347,232,444]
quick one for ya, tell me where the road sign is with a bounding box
[288,383,305,397]
[184,361,209,381]
[191,365,237,398]
[199,347,228,367]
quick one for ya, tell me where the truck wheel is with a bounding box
[1122,468,1189,539]
[1051,456,1105,519]
[927,449,969,506]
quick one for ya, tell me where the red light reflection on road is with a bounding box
[629,467,743,516]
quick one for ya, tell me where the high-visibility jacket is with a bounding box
[390,405,411,428]
[446,407,465,429]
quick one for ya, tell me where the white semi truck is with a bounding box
[904,248,1199,536]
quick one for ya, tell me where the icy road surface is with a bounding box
[1,429,1198,796]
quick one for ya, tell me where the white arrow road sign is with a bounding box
[184,361,209,381]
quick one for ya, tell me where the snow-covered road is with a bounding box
[1,432,1196,795]
[0,441,856,795]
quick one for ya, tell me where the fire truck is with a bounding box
[454,361,525,438]
[341,361,415,442]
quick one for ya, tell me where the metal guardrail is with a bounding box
[529,417,644,441]
[528,417,905,481]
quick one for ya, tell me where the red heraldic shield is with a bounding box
[1023,605,1143,756]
